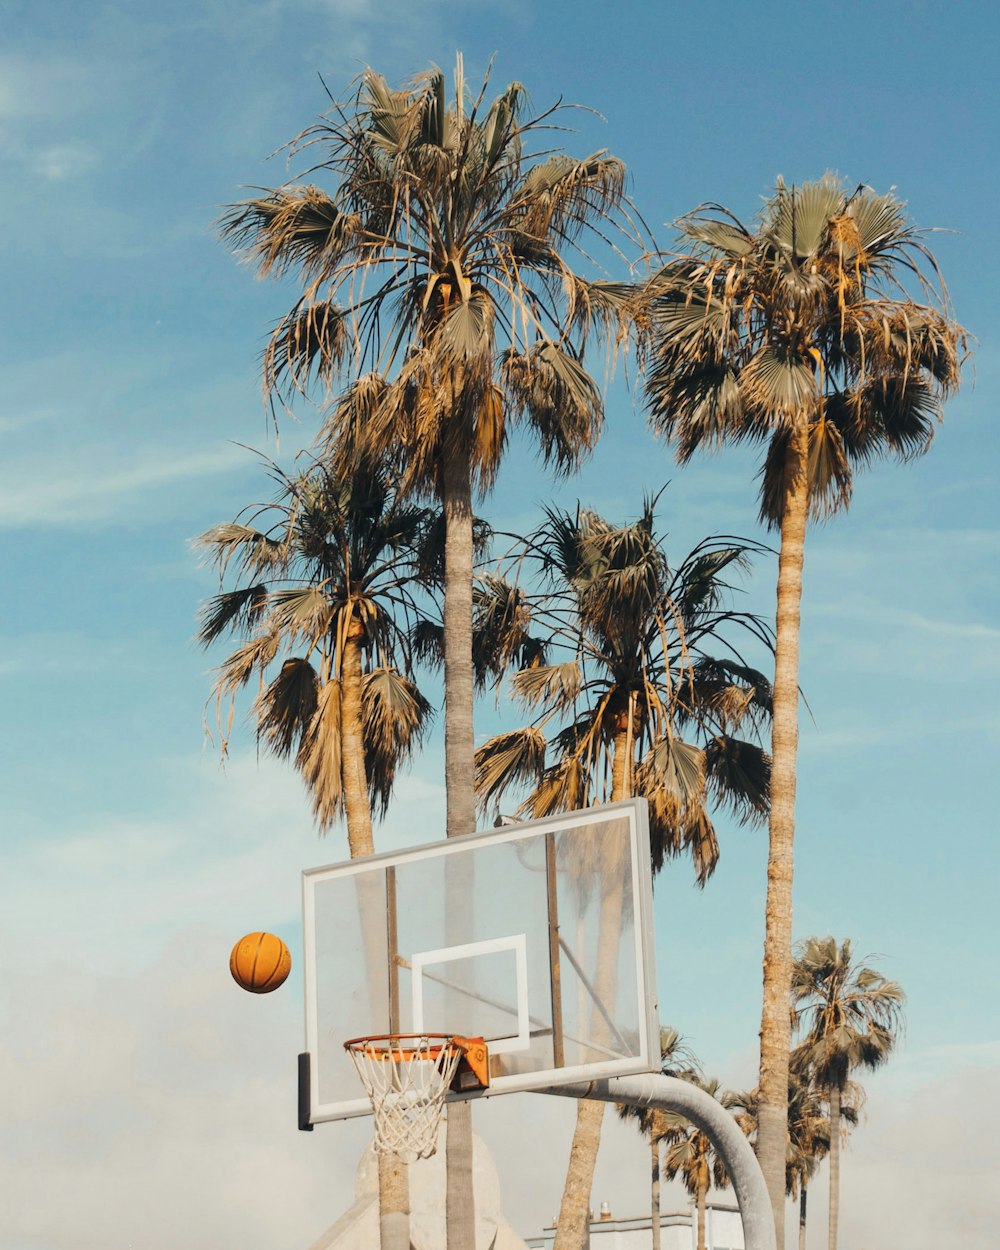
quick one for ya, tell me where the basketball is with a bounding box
[230,931,292,993]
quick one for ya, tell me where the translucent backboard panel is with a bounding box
[301,798,658,1124]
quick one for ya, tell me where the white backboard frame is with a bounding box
[300,798,659,1126]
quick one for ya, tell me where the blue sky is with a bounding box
[2,1,998,1247]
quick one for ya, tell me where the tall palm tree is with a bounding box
[474,499,772,1250]
[197,458,433,1249]
[791,937,904,1250]
[220,68,640,1242]
[616,1028,702,1250]
[219,59,640,848]
[638,176,965,1239]
[660,1078,733,1250]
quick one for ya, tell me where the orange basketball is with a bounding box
[230,932,292,994]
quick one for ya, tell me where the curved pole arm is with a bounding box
[539,1075,776,1250]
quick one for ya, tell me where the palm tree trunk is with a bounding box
[341,622,411,1250]
[651,1135,661,1250]
[696,1178,708,1250]
[442,442,477,841]
[553,725,632,1250]
[379,1157,411,1250]
[757,426,809,1250]
[827,1086,841,1250]
[442,441,477,1250]
[340,622,375,860]
[799,1180,808,1250]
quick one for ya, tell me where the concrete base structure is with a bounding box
[525,1202,746,1250]
[306,1126,529,1250]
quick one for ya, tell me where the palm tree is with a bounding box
[786,1066,860,1250]
[731,1063,860,1250]
[220,68,640,1240]
[197,457,433,1249]
[219,58,640,848]
[475,499,773,880]
[660,1078,733,1250]
[474,499,772,1250]
[616,1028,702,1250]
[791,936,904,1250]
[638,176,965,1239]
[196,457,433,850]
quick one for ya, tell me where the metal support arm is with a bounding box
[540,1075,776,1250]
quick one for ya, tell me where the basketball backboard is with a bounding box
[300,798,659,1126]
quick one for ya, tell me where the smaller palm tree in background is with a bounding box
[616,1028,702,1250]
[660,1078,734,1250]
[731,1062,860,1250]
[196,457,434,854]
[786,1062,860,1250]
[791,936,904,1250]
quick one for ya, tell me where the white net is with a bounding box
[345,1035,464,1161]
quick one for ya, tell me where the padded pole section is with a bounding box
[540,1076,775,1250]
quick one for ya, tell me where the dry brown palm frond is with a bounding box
[215,632,281,697]
[362,667,434,817]
[474,726,549,810]
[296,678,345,829]
[256,657,320,758]
[509,660,582,710]
[195,522,287,579]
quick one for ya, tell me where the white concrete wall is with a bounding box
[525,1202,746,1250]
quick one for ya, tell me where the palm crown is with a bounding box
[474,497,773,882]
[791,935,906,1092]
[196,459,433,829]
[641,176,967,525]
[220,60,640,491]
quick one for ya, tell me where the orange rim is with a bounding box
[343,1033,462,1063]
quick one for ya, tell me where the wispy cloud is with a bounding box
[32,141,100,181]
[0,444,251,527]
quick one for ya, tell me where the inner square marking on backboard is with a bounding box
[409,934,530,1053]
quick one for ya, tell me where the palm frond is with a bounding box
[256,657,320,757]
[363,668,433,817]
[197,585,269,645]
[704,735,770,824]
[296,677,344,829]
[474,726,549,810]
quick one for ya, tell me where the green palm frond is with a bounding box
[268,586,335,644]
[503,341,604,474]
[704,735,770,823]
[264,300,349,400]
[472,574,540,688]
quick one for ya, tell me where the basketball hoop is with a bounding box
[343,1034,490,1161]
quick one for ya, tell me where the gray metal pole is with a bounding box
[540,1076,776,1250]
